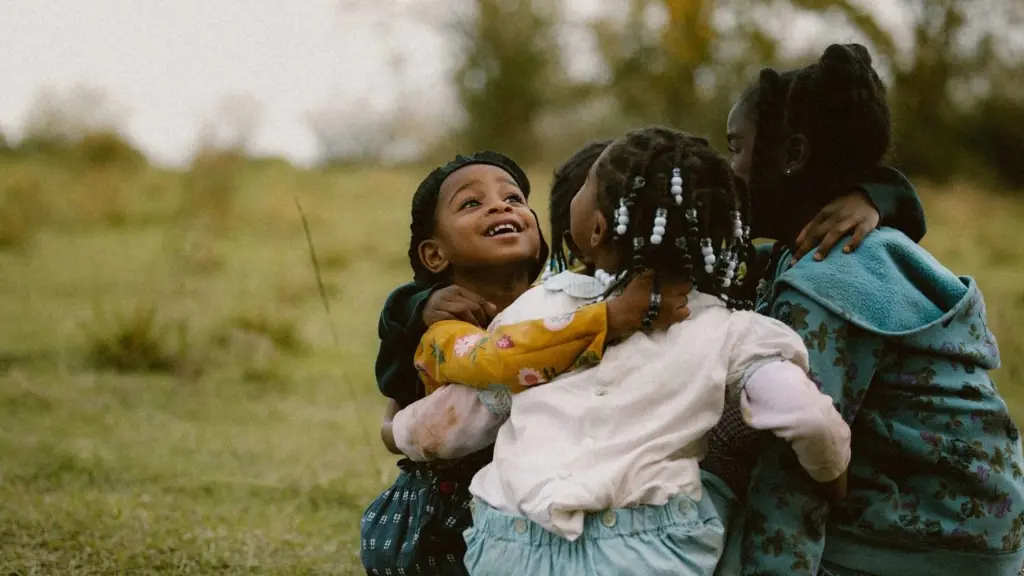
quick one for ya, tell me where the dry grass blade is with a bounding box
[293,195,340,349]
[292,193,383,479]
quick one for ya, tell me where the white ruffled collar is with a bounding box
[542,270,726,314]
[542,271,607,300]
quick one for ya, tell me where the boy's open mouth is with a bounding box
[484,221,523,237]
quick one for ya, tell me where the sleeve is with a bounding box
[739,289,883,576]
[374,282,438,408]
[860,166,927,242]
[391,385,505,461]
[724,312,810,404]
[413,302,609,395]
[740,361,851,483]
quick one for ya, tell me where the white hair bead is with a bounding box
[616,224,627,235]
[654,216,667,227]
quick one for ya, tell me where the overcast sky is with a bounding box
[0,0,912,167]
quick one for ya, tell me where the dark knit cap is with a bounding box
[408,151,549,284]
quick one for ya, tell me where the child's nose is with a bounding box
[487,200,515,213]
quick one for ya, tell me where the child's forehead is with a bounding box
[439,164,521,196]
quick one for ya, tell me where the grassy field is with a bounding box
[1,154,1023,574]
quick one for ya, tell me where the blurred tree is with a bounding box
[591,1,712,127]
[451,0,561,163]
[198,94,264,154]
[588,0,785,146]
[18,85,142,167]
[20,85,127,152]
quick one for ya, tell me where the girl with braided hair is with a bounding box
[727,44,1024,576]
[361,151,690,575]
[395,127,851,575]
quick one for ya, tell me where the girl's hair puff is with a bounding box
[746,43,891,203]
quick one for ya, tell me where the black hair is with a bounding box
[548,139,612,274]
[743,43,891,239]
[408,151,548,285]
[594,126,754,316]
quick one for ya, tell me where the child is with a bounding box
[396,127,853,575]
[728,43,1024,576]
[543,139,612,279]
[360,151,689,575]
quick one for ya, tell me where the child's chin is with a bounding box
[484,251,539,270]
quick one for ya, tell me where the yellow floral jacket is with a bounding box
[412,301,608,396]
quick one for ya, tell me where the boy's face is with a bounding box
[417,164,541,277]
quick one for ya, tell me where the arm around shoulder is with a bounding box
[413,302,610,395]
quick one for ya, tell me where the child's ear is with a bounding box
[785,133,811,174]
[418,239,450,276]
[590,210,609,249]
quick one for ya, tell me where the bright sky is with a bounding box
[0,0,455,166]
[0,0,911,167]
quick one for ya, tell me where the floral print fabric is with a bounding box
[740,252,1024,576]
[413,303,608,396]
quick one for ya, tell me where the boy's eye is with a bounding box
[505,194,524,204]
[459,199,481,210]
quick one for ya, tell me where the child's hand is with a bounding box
[792,191,879,264]
[381,398,403,455]
[423,286,497,328]
[821,470,849,503]
[607,272,692,341]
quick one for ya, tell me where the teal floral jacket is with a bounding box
[742,228,1024,576]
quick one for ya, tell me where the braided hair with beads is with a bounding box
[595,127,755,327]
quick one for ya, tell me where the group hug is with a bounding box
[358,43,1024,576]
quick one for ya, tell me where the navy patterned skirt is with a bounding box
[360,448,491,575]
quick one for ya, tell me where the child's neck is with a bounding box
[586,247,621,276]
[452,268,532,314]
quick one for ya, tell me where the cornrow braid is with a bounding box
[548,140,611,275]
[595,126,755,314]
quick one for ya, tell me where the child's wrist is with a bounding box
[605,300,636,341]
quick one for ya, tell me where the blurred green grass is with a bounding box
[0,156,1022,574]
